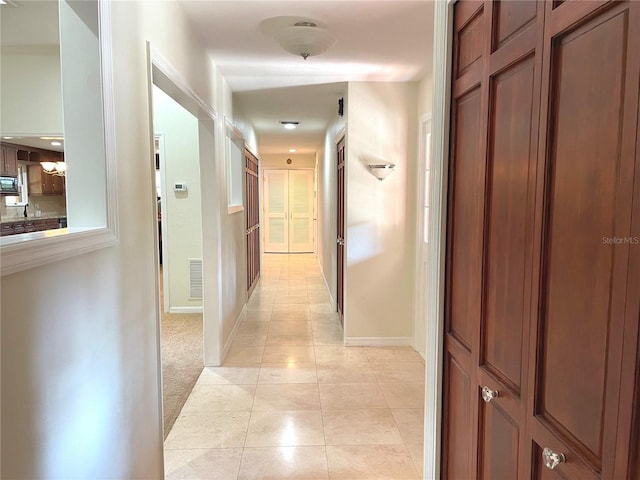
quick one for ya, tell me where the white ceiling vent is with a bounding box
[189,258,203,300]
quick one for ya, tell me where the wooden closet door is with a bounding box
[443,1,640,479]
[443,1,543,478]
[526,1,640,478]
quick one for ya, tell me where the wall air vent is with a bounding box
[189,258,203,299]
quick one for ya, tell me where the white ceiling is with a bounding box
[1,1,435,156]
[178,0,435,155]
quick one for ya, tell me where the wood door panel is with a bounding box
[535,8,631,465]
[492,0,537,50]
[447,87,483,351]
[530,439,599,480]
[479,401,519,480]
[444,1,640,478]
[482,55,536,394]
[455,4,484,79]
[443,353,472,480]
[531,443,569,480]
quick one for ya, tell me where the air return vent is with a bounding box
[189,258,203,299]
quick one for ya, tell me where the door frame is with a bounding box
[336,134,346,328]
[423,1,455,479]
[155,133,170,314]
[147,44,223,372]
[414,113,432,359]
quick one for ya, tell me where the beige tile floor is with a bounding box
[165,254,425,480]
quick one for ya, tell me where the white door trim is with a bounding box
[423,1,455,479]
[414,113,432,359]
[148,45,222,374]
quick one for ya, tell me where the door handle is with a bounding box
[336,238,344,246]
[542,447,566,470]
[481,386,498,403]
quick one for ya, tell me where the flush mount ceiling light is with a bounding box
[289,148,297,153]
[368,164,396,181]
[281,121,299,130]
[274,21,336,60]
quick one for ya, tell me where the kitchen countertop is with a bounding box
[1,215,66,224]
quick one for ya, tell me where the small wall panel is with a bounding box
[480,402,519,480]
[456,5,484,78]
[493,1,537,49]
[443,354,472,480]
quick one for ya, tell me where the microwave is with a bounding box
[0,176,19,195]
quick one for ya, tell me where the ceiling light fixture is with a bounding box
[289,148,297,153]
[274,21,336,60]
[51,141,62,146]
[41,161,66,177]
[281,121,299,130]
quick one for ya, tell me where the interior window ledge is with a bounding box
[227,205,244,215]
[1,227,118,276]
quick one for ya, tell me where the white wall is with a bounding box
[232,103,258,155]
[262,153,316,169]
[418,74,433,116]
[153,85,203,311]
[217,72,247,346]
[0,53,63,135]
[0,0,245,477]
[344,81,419,341]
[60,0,107,228]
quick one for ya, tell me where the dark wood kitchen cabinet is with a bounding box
[1,144,19,177]
[1,218,62,236]
[28,164,65,196]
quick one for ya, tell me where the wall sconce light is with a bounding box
[368,163,395,181]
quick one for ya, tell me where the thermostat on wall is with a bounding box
[173,183,187,192]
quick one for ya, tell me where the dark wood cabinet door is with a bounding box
[1,144,19,177]
[443,1,640,479]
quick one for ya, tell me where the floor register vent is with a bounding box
[189,258,203,299]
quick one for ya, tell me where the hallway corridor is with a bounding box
[164,254,425,479]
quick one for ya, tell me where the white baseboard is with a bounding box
[168,306,203,314]
[222,305,247,360]
[344,337,413,347]
[317,255,336,309]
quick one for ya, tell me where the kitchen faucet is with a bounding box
[23,203,28,217]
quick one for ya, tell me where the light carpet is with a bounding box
[161,312,203,438]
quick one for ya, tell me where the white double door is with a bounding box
[264,169,315,253]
